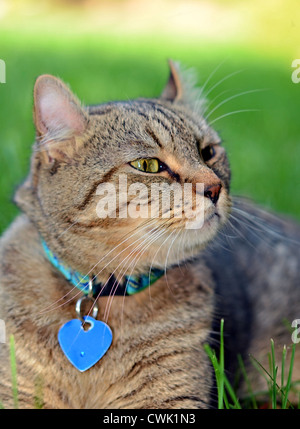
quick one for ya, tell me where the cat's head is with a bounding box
[15,61,231,279]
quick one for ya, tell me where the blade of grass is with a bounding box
[270,339,278,409]
[223,372,242,409]
[204,319,241,409]
[281,345,287,389]
[222,389,230,410]
[204,343,224,409]
[219,318,225,409]
[204,342,242,409]
[282,343,296,409]
[237,354,258,409]
[250,347,294,409]
[281,345,287,405]
[10,335,18,409]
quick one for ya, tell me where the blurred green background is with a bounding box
[0,0,299,234]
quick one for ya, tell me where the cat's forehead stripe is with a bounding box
[144,127,163,149]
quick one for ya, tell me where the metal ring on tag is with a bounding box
[87,279,94,297]
[75,295,99,322]
[75,280,98,322]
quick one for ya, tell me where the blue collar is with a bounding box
[42,240,164,297]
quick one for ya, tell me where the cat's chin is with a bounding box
[184,211,219,231]
[142,212,227,269]
[182,211,227,248]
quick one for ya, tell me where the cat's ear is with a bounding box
[160,60,184,102]
[33,75,88,162]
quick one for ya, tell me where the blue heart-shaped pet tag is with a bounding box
[58,316,113,372]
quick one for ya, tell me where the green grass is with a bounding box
[204,319,242,409]
[1,335,45,409]
[205,320,299,409]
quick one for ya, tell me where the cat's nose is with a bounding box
[204,184,222,205]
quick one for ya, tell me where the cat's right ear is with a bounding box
[160,60,184,102]
[33,75,88,163]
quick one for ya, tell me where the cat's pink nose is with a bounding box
[204,184,222,205]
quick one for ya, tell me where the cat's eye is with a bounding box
[201,145,216,163]
[130,158,161,173]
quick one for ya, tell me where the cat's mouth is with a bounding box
[135,208,226,269]
[182,209,221,232]
[144,208,223,232]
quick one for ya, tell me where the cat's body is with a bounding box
[0,214,214,408]
[0,62,299,408]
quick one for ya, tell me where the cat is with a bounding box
[0,60,299,409]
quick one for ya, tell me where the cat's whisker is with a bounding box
[85,218,157,281]
[229,209,285,251]
[227,213,260,250]
[145,232,172,317]
[88,220,167,315]
[91,220,163,293]
[38,218,157,314]
[176,227,187,273]
[212,223,240,254]
[116,225,173,326]
[57,218,79,238]
[146,226,181,309]
[38,283,84,316]
[113,220,173,295]
[202,88,234,116]
[182,229,191,269]
[163,228,182,294]
[117,219,175,333]
[104,231,163,320]
[205,89,267,121]
[232,196,286,224]
[203,68,245,100]
[149,225,180,279]
[231,205,300,246]
[232,198,295,230]
[231,209,269,234]
[100,222,170,324]
[105,226,170,325]
[217,220,240,240]
[208,109,260,127]
[198,57,231,100]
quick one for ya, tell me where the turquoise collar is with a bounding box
[42,240,164,297]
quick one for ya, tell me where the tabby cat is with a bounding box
[0,61,299,409]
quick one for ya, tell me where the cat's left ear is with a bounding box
[160,60,184,102]
[33,74,88,162]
